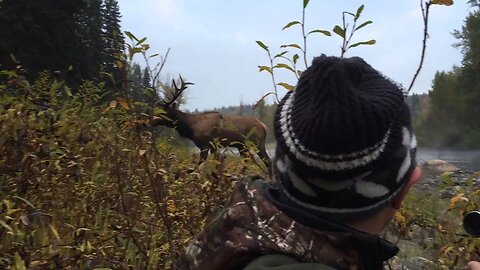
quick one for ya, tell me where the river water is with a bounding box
[417,148,480,172]
[266,148,480,172]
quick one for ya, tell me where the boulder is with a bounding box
[393,256,435,270]
[422,159,460,175]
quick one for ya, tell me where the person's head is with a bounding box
[272,55,420,232]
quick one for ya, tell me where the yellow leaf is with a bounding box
[430,0,453,6]
[449,192,464,209]
[117,97,129,109]
[277,82,295,91]
[442,245,454,255]
[49,224,61,241]
[395,211,406,224]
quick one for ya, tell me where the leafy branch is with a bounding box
[332,5,376,58]
[255,0,332,104]
[255,2,376,105]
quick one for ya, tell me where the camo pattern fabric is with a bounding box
[173,176,361,270]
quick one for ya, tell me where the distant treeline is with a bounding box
[413,0,480,149]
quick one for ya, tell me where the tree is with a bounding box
[142,67,151,89]
[0,0,125,88]
[417,1,480,148]
[77,0,104,80]
[102,0,125,91]
[129,63,143,101]
[0,0,88,82]
[453,0,480,70]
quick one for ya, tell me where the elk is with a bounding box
[151,78,271,170]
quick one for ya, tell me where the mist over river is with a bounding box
[266,147,480,172]
[417,148,480,172]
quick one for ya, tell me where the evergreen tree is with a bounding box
[418,1,480,147]
[0,0,113,86]
[102,0,125,91]
[129,63,143,100]
[0,0,87,82]
[77,0,104,80]
[453,1,480,146]
[142,67,151,88]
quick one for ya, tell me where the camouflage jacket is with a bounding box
[173,176,397,270]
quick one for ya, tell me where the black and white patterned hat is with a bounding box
[273,55,417,222]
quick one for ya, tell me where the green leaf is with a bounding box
[130,47,143,55]
[293,54,299,65]
[15,253,26,270]
[255,41,269,51]
[274,51,288,58]
[355,20,373,31]
[303,0,310,8]
[124,31,138,42]
[333,25,345,38]
[282,21,301,30]
[274,63,295,73]
[348,39,376,48]
[280,43,302,50]
[136,37,147,45]
[355,5,365,20]
[141,44,150,51]
[258,65,272,74]
[63,86,72,97]
[277,82,295,91]
[307,29,332,36]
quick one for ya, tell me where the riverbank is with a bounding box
[390,170,480,269]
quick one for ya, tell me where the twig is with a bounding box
[111,124,147,258]
[267,51,280,103]
[406,0,431,95]
[301,6,308,69]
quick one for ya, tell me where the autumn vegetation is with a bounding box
[1,0,480,269]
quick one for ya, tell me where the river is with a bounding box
[417,148,480,172]
[266,148,480,172]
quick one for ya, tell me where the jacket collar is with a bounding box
[264,186,399,270]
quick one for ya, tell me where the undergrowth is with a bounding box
[0,72,265,269]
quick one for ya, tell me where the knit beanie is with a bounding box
[273,55,417,222]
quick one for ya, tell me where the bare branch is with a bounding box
[406,0,431,95]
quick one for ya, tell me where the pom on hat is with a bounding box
[273,55,417,222]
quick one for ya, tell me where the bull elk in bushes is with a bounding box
[151,78,271,170]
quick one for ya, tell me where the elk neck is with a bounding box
[171,109,196,138]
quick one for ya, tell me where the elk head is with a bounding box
[151,76,192,127]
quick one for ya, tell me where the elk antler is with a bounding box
[161,75,194,106]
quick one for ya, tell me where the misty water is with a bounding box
[265,148,480,172]
[417,148,480,172]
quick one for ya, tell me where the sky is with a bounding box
[117,0,472,111]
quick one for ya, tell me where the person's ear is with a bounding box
[391,166,421,209]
